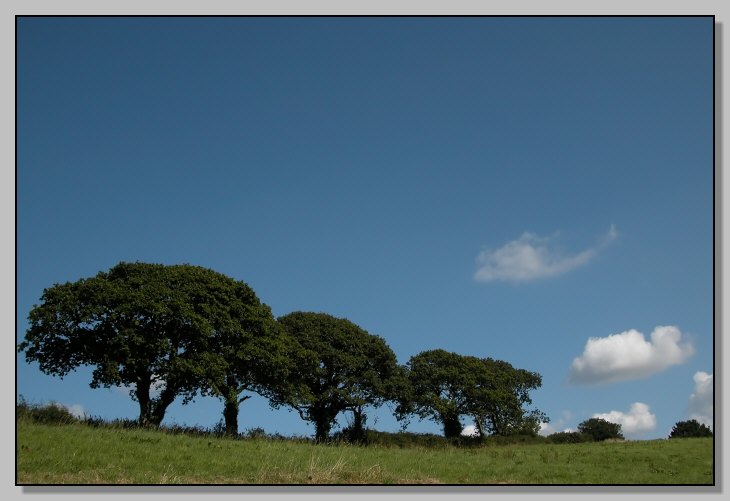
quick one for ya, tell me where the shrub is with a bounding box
[477,433,549,447]
[547,431,592,444]
[346,429,451,449]
[577,418,624,442]
[669,419,713,438]
[16,398,79,425]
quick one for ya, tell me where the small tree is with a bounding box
[577,417,624,441]
[277,312,402,443]
[669,419,713,438]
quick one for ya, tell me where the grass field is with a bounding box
[16,420,714,485]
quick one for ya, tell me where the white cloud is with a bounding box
[61,403,85,419]
[689,371,713,428]
[594,402,656,438]
[461,424,479,437]
[474,225,616,283]
[569,326,694,384]
[539,423,575,436]
[538,410,574,436]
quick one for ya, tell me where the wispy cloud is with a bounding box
[594,402,656,438]
[689,371,713,428]
[474,225,617,283]
[568,326,694,384]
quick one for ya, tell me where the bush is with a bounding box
[577,418,624,442]
[342,429,451,449]
[547,431,592,444]
[477,433,549,447]
[669,419,713,438]
[16,397,79,425]
[328,428,549,449]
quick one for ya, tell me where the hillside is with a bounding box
[16,420,714,485]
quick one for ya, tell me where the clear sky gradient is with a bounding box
[16,16,714,439]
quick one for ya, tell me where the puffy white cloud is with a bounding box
[689,371,713,428]
[594,402,656,438]
[474,226,616,283]
[569,326,694,384]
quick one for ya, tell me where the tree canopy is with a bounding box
[276,312,404,442]
[20,262,550,442]
[399,349,546,438]
[577,418,624,441]
[18,262,295,431]
[669,419,713,438]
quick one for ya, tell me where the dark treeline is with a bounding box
[19,261,549,443]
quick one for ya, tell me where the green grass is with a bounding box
[16,420,714,485]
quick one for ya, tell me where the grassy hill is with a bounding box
[16,419,714,485]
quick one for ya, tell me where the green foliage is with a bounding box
[397,349,468,437]
[18,262,293,432]
[547,431,592,444]
[577,418,624,442]
[669,419,713,438]
[276,312,403,442]
[180,273,301,437]
[16,398,79,425]
[20,261,545,445]
[399,349,547,438]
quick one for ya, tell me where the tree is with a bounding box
[18,262,292,431]
[276,312,402,442]
[20,262,203,425]
[465,358,547,437]
[399,349,547,439]
[669,419,713,438]
[398,350,470,438]
[577,418,624,441]
[173,268,302,436]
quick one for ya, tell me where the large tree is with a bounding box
[276,312,402,442]
[20,262,206,425]
[399,349,547,438]
[18,262,292,431]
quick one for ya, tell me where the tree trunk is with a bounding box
[314,414,331,443]
[441,412,463,438]
[310,403,336,443]
[223,396,239,436]
[135,374,152,426]
[351,406,366,443]
[474,416,486,441]
[149,384,176,426]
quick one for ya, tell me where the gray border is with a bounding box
[8,6,724,500]
[714,21,723,494]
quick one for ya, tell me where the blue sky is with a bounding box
[16,16,714,440]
